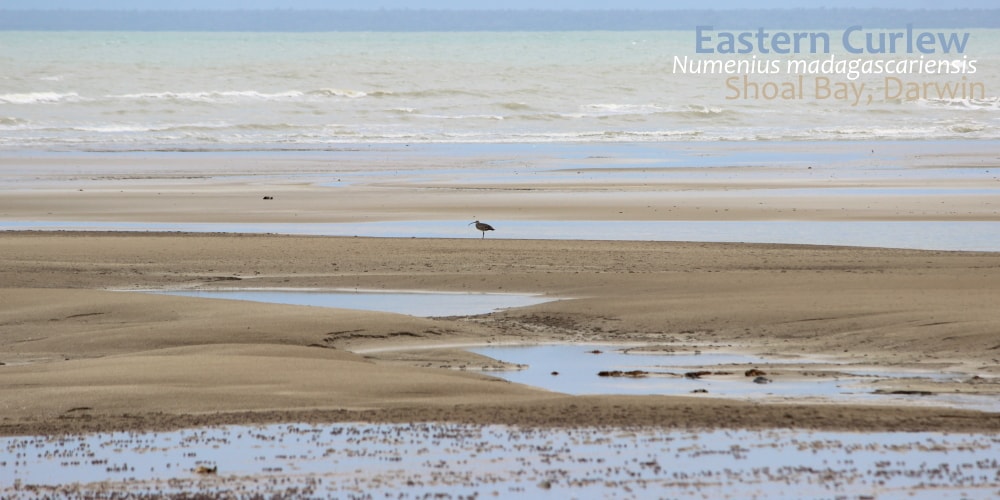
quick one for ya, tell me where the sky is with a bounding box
[2,0,997,9]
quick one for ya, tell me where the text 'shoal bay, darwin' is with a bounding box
[725,75,984,106]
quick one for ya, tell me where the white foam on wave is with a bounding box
[579,103,668,116]
[571,103,725,119]
[415,113,505,121]
[0,92,80,104]
[117,90,304,102]
[307,88,368,98]
[919,97,1000,110]
[68,121,252,133]
[113,88,372,103]
[72,123,166,133]
[810,124,990,140]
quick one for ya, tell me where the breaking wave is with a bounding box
[0,92,81,104]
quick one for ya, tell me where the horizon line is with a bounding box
[4,7,999,11]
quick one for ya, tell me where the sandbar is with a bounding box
[2,232,999,436]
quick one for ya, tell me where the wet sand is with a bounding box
[1,141,999,436]
[2,141,999,225]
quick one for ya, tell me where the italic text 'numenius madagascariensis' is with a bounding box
[469,220,495,239]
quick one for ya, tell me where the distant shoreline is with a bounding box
[2,8,999,31]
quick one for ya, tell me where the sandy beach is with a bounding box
[1,142,999,439]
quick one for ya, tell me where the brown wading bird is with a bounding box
[469,220,495,238]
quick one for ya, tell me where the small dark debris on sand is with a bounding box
[874,389,934,396]
[684,370,732,379]
[598,370,648,378]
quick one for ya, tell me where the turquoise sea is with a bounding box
[1,30,999,150]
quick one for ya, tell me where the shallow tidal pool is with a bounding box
[144,288,555,317]
[469,344,1000,413]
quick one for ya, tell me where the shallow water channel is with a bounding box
[2,423,998,498]
[139,289,997,413]
[6,219,1000,251]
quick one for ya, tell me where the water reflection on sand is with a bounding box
[145,288,555,317]
[4,219,1000,251]
[2,423,997,498]
[470,344,1000,412]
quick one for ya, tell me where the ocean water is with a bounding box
[2,30,999,151]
